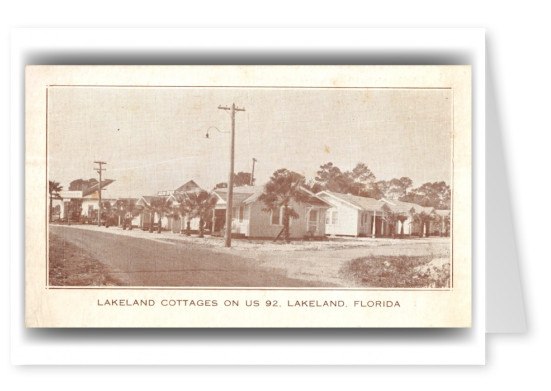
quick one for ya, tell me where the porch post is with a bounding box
[380,211,385,236]
[306,207,310,236]
[441,216,445,236]
[372,210,376,238]
[212,208,216,235]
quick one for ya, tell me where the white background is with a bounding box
[1,1,547,390]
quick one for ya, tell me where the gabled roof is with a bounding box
[82,179,115,197]
[136,195,170,208]
[214,185,330,208]
[174,180,201,193]
[318,190,383,211]
[296,187,332,208]
[214,186,261,206]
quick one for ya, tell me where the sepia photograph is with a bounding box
[26,65,471,327]
[46,86,452,289]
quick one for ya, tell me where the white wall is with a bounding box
[247,200,326,239]
[318,194,359,236]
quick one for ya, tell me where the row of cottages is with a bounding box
[317,190,450,237]
[212,185,331,239]
[135,180,203,232]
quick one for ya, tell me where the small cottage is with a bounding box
[213,185,330,239]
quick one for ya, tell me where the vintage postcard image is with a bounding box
[26,66,471,327]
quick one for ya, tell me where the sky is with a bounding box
[47,86,452,198]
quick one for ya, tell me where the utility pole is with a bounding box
[94,161,106,226]
[218,103,245,247]
[251,158,257,186]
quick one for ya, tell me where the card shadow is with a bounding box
[485,36,527,334]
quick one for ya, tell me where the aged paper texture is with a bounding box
[26,65,471,327]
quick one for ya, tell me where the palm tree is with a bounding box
[411,210,432,237]
[258,169,310,243]
[381,204,399,238]
[174,194,192,235]
[181,190,217,238]
[48,180,63,222]
[115,199,138,230]
[100,201,115,227]
[148,197,173,233]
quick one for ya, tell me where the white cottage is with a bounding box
[213,185,330,239]
[316,190,388,237]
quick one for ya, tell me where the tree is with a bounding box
[115,199,139,230]
[381,204,399,238]
[214,172,253,189]
[258,169,310,243]
[374,177,413,200]
[381,204,408,238]
[100,201,115,227]
[181,190,218,238]
[67,199,82,223]
[302,178,324,194]
[234,172,253,186]
[148,197,173,233]
[315,162,351,194]
[431,211,451,237]
[399,177,413,194]
[374,180,391,199]
[346,163,377,197]
[402,181,451,209]
[410,209,434,238]
[174,194,193,235]
[48,180,63,222]
[315,162,381,198]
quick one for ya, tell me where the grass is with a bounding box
[342,255,450,288]
[49,232,122,286]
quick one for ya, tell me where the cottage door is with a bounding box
[308,209,319,235]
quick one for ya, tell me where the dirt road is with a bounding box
[49,225,328,287]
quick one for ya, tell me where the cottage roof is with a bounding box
[215,185,330,208]
[214,186,261,206]
[137,195,169,207]
[295,187,332,208]
[318,190,383,211]
[82,179,115,197]
[174,180,202,193]
[381,199,435,215]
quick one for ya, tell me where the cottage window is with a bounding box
[239,206,244,222]
[332,211,338,225]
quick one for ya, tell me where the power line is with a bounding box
[218,104,245,248]
[94,161,106,227]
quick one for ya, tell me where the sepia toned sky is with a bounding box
[47,86,452,198]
